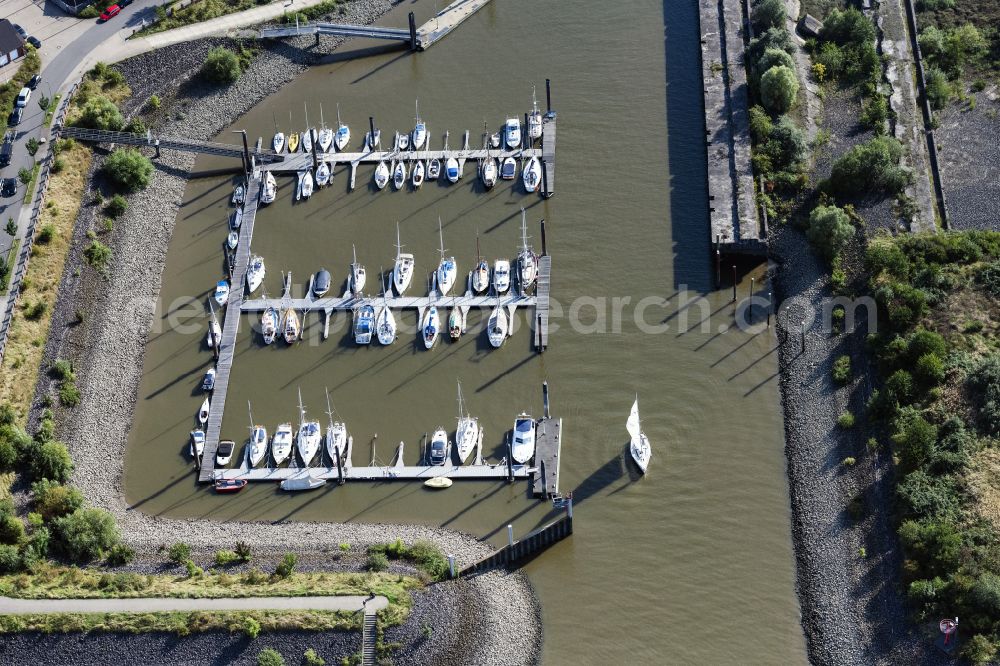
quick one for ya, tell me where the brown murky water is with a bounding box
[125,0,807,662]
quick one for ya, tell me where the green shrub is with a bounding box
[18,166,32,185]
[924,66,951,110]
[244,616,262,639]
[0,439,16,472]
[123,117,146,134]
[751,0,786,32]
[214,549,239,566]
[842,456,856,466]
[832,355,852,384]
[969,354,1000,435]
[860,95,889,134]
[147,95,161,110]
[0,513,25,545]
[755,47,794,85]
[274,552,298,578]
[806,204,854,260]
[257,648,284,666]
[964,634,998,664]
[838,412,856,428]
[829,136,910,196]
[202,47,241,84]
[748,105,773,143]
[892,409,937,469]
[167,541,192,563]
[32,479,84,520]
[821,8,876,46]
[50,359,75,381]
[106,543,136,566]
[83,240,112,270]
[0,544,20,573]
[105,194,127,218]
[32,440,73,482]
[79,5,99,18]
[897,470,961,520]
[760,65,798,114]
[235,540,252,562]
[103,148,153,192]
[25,137,39,156]
[914,353,945,386]
[59,382,81,407]
[184,559,203,577]
[52,507,120,561]
[302,649,325,666]
[367,551,389,572]
[407,540,449,580]
[0,404,15,425]
[75,96,124,131]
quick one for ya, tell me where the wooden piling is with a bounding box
[408,12,417,50]
[540,218,547,256]
[545,78,552,113]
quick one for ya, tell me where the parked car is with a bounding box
[27,36,41,49]
[27,75,41,90]
[15,88,30,108]
[8,106,23,127]
[11,24,27,40]
[119,0,134,6]
[100,4,121,20]
[1,178,17,198]
[0,134,12,167]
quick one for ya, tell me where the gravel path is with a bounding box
[0,595,388,614]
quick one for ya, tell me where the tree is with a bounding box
[103,148,153,192]
[806,205,854,260]
[32,440,73,482]
[760,66,799,114]
[32,479,84,520]
[748,105,773,143]
[76,96,124,131]
[0,544,20,573]
[751,0,786,32]
[18,166,32,185]
[25,137,39,156]
[766,116,806,170]
[755,47,795,85]
[4,218,15,237]
[829,136,910,195]
[257,648,285,666]
[747,27,792,65]
[822,8,876,46]
[52,507,120,561]
[892,409,937,469]
[202,47,241,84]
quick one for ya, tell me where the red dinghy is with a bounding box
[214,479,247,494]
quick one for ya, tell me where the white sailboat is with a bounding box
[248,404,268,467]
[325,390,349,465]
[350,244,366,295]
[317,104,333,153]
[488,299,507,348]
[445,156,460,183]
[412,100,427,150]
[522,156,542,193]
[365,127,381,151]
[315,161,331,187]
[273,131,285,154]
[271,422,293,465]
[412,159,425,188]
[198,398,210,425]
[392,160,407,190]
[376,271,396,345]
[334,104,350,151]
[512,413,535,464]
[261,171,277,204]
[246,255,265,294]
[228,231,239,250]
[493,259,510,294]
[436,218,457,296]
[422,305,440,350]
[190,429,205,460]
[299,170,314,199]
[504,117,521,149]
[207,318,221,349]
[448,307,465,340]
[480,157,498,189]
[627,396,652,473]
[283,307,300,344]
[261,306,278,345]
[454,381,481,464]
[517,208,538,294]
[392,224,414,295]
[472,232,490,295]
[302,105,314,153]
[528,86,543,140]
[373,161,390,190]
[297,389,321,466]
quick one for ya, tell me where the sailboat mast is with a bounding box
[438,217,446,258]
[336,103,342,127]
[320,103,325,129]
[304,103,310,131]
[325,388,334,427]
[248,400,255,430]
[457,380,465,419]
[298,387,306,426]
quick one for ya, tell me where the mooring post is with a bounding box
[336,447,344,484]
[801,320,807,353]
[749,277,755,323]
[767,291,772,328]
[507,524,514,547]
[545,78,552,113]
[238,129,250,177]
[315,28,320,46]
[154,138,160,159]
[731,265,737,302]
[567,496,573,519]
[540,218,547,256]
[540,461,547,500]
[506,436,514,482]
[542,381,550,419]
[714,235,721,288]
[368,117,376,150]
[408,11,417,50]
[447,554,455,579]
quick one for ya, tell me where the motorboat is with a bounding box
[353,302,375,345]
[246,255,265,294]
[334,104,350,151]
[412,159,425,188]
[301,127,314,153]
[214,479,247,493]
[190,429,205,459]
[297,390,322,466]
[392,225,414,295]
[364,128,381,151]
[198,398,210,425]
[227,231,239,250]
[504,117,521,149]
[273,131,285,154]
[528,86,543,140]
[424,476,452,489]
[214,280,230,306]
[412,102,426,149]
[350,245,366,295]
[522,156,542,193]
[373,161,390,190]
[261,171,277,204]
[397,132,409,151]
[517,209,538,293]
[500,157,517,180]
[454,381,481,463]
[445,157,460,183]
[487,301,507,348]
[216,439,234,466]
[472,232,489,295]
[261,306,278,345]
[448,308,465,340]
[422,306,440,349]
[392,160,407,190]
[280,474,326,491]
[231,183,245,206]
[489,131,502,149]
[298,170,314,199]
[428,427,449,465]
[287,131,300,153]
[229,208,242,230]
[314,268,331,297]
[317,126,333,153]
[480,158,498,189]
[627,396,652,473]
[436,219,457,295]
[248,424,268,467]
[511,413,535,463]
[315,161,331,187]
[283,308,300,344]
[427,158,441,180]
[271,423,293,465]
[493,259,510,294]
[201,367,216,392]
[207,319,221,348]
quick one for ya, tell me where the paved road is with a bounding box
[0,594,388,614]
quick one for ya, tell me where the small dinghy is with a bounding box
[392,161,407,190]
[214,280,230,306]
[373,161,390,190]
[207,320,221,348]
[445,157,460,183]
[216,439,234,466]
[287,132,300,153]
[489,131,502,149]
[314,268,331,297]
[281,475,327,491]
[488,301,507,348]
[412,159,425,188]
[500,156,517,180]
[231,183,245,206]
[202,367,216,392]
[522,156,542,193]
[198,398,210,425]
[283,308,300,344]
[246,255,265,294]
[261,306,278,345]
[424,476,452,489]
[627,396,652,474]
[261,171,277,205]
[298,171,314,199]
[273,132,285,154]
[480,158,498,189]
[271,423,293,465]
[249,424,268,467]
[227,231,239,250]
[229,208,242,230]
[214,478,246,493]
[422,306,440,350]
[427,158,441,180]
[315,161,331,187]
[190,429,205,459]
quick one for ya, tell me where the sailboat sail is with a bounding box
[626,399,641,440]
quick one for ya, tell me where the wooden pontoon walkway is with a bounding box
[213,463,530,482]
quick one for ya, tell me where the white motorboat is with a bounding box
[373,161,390,190]
[353,302,375,345]
[201,367,216,392]
[517,208,538,293]
[412,159,425,188]
[364,128,381,151]
[281,474,327,491]
[190,429,205,460]
[454,380,481,464]
[198,398,210,425]
[472,233,489,295]
[261,171,277,204]
[493,259,510,294]
[334,104,350,151]
[522,156,542,193]
[436,218,457,296]
[207,319,221,348]
[392,224,414,295]
[249,423,268,467]
[504,117,521,149]
[214,280,230,306]
[528,86,543,140]
[261,306,278,345]
[376,274,396,345]
[445,156,460,183]
[412,101,426,149]
[350,244,366,295]
[229,208,242,230]
[488,300,507,348]
[425,476,452,489]
[246,255,265,294]
[448,307,465,340]
[315,161,331,187]
[273,132,285,154]
[231,183,245,206]
[428,427,449,465]
[427,158,441,180]
[314,268,331,297]
[283,308,300,344]
[299,170,314,199]
[392,160,407,190]
[297,389,322,466]
[480,158,498,189]
[489,131,502,149]
[216,440,234,466]
[500,156,517,180]
[627,396,652,473]
[272,422,293,465]
[422,306,440,349]
[511,413,535,464]
[227,231,239,250]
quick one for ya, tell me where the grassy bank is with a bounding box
[134,0,269,37]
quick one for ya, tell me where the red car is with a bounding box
[100,4,121,20]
